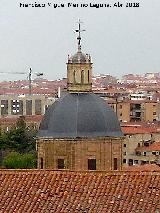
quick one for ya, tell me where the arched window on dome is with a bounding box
[81,70,84,83]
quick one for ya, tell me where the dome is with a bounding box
[68,48,91,64]
[38,93,123,138]
[71,52,86,63]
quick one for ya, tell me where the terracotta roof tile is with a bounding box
[0,115,43,124]
[136,142,160,152]
[121,126,157,134]
[0,170,160,212]
[124,164,160,171]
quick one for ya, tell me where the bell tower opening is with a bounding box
[81,70,84,83]
[73,70,76,83]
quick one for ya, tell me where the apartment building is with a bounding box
[122,124,160,167]
[134,142,160,165]
[107,100,160,122]
[0,94,55,117]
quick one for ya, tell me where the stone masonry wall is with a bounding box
[37,137,123,171]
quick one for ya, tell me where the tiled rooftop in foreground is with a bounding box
[0,170,160,213]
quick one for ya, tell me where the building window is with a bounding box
[35,99,42,115]
[26,100,32,115]
[11,100,23,115]
[123,159,126,163]
[113,158,118,170]
[134,160,138,164]
[141,161,147,165]
[153,112,156,115]
[136,151,141,156]
[120,113,122,116]
[19,100,23,115]
[88,159,96,170]
[144,152,146,156]
[1,100,8,115]
[40,158,43,169]
[123,152,126,156]
[57,159,65,169]
[129,159,133,166]
[144,141,150,147]
[123,144,126,147]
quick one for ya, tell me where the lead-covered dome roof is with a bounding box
[38,93,123,138]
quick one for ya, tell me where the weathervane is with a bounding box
[75,19,85,51]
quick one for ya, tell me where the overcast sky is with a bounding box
[0,0,160,81]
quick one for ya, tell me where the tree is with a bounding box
[3,152,36,169]
[1,116,37,153]
[0,116,37,168]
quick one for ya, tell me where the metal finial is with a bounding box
[75,19,85,51]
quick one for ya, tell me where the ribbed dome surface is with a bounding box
[38,93,123,138]
[71,52,87,63]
